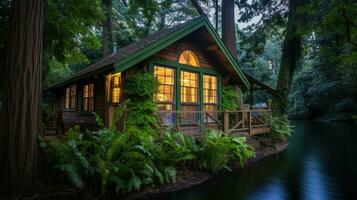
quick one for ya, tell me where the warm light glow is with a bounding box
[203,75,217,104]
[65,84,76,109]
[111,73,121,103]
[154,66,175,102]
[179,50,199,67]
[83,83,94,112]
[181,71,198,103]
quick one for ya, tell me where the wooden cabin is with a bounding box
[45,16,274,136]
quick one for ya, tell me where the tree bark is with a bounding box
[222,0,237,60]
[0,0,43,193]
[102,0,115,56]
[215,0,219,31]
[190,0,205,16]
[272,0,302,116]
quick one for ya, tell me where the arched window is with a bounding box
[178,50,199,67]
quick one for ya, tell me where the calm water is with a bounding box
[152,121,357,200]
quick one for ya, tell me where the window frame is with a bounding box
[154,65,177,125]
[149,58,222,125]
[83,83,94,112]
[65,84,77,110]
[203,74,218,108]
[111,73,121,104]
[178,50,200,67]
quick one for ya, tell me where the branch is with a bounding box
[121,0,127,7]
[341,8,357,47]
[190,0,205,16]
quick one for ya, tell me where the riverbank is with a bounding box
[124,137,288,200]
[0,137,287,200]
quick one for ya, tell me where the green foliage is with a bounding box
[262,114,293,141]
[222,86,239,110]
[41,126,95,189]
[43,0,104,88]
[157,127,198,167]
[197,129,255,173]
[124,73,159,141]
[352,115,357,124]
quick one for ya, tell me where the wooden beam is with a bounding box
[205,45,219,51]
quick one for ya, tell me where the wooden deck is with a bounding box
[45,109,272,137]
[158,109,272,136]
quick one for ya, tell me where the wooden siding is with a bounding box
[153,37,215,69]
[53,74,107,131]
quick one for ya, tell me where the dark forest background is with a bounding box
[0,0,356,120]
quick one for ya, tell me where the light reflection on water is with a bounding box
[150,121,357,200]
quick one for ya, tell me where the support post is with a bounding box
[248,110,251,135]
[223,110,229,134]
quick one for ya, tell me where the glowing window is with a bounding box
[112,73,121,103]
[203,75,218,122]
[181,71,198,103]
[154,66,175,124]
[65,84,76,109]
[154,66,175,103]
[83,83,94,112]
[178,50,199,67]
[203,75,217,104]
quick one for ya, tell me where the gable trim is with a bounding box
[114,17,250,89]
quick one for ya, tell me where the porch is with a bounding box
[157,109,272,136]
[44,108,272,137]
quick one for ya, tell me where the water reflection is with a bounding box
[151,121,357,200]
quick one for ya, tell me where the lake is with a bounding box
[152,120,357,200]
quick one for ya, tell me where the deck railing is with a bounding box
[157,109,272,136]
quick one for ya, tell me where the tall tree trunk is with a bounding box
[102,0,114,56]
[190,0,205,16]
[272,0,302,116]
[215,0,219,31]
[0,0,43,193]
[222,0,237,60]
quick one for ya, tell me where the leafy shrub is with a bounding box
[222,85,239,110]
[124,73,160,141]
[157,128,198,167]
[40,126,96,190]
[42,73,170,196]
[42,73,256,197]
[196,129,255,173]
[262,114,293,141]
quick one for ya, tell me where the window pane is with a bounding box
[154,66,174,102]
[181,71,198,103]
[112,73,121,103]
[89,84,94,97]
[178,50,199,67]
[83,83,94,111]
[158,103,174,125]
[65,88,70,108]
[83,99,87,111]
[71,96,76,108]
[84,85,88,98]
[204,105,218,123]
[203,75,217,104]
[181,105,199,125]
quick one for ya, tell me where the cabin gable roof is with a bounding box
[48,16,251,89]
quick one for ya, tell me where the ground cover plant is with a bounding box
[41,73,256,197]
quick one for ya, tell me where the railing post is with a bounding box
[223,110,229,134]
[248,110,251,135]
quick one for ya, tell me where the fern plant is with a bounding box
[222,85,239,110]
[262,114,293,140]
[196,129,255,173]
